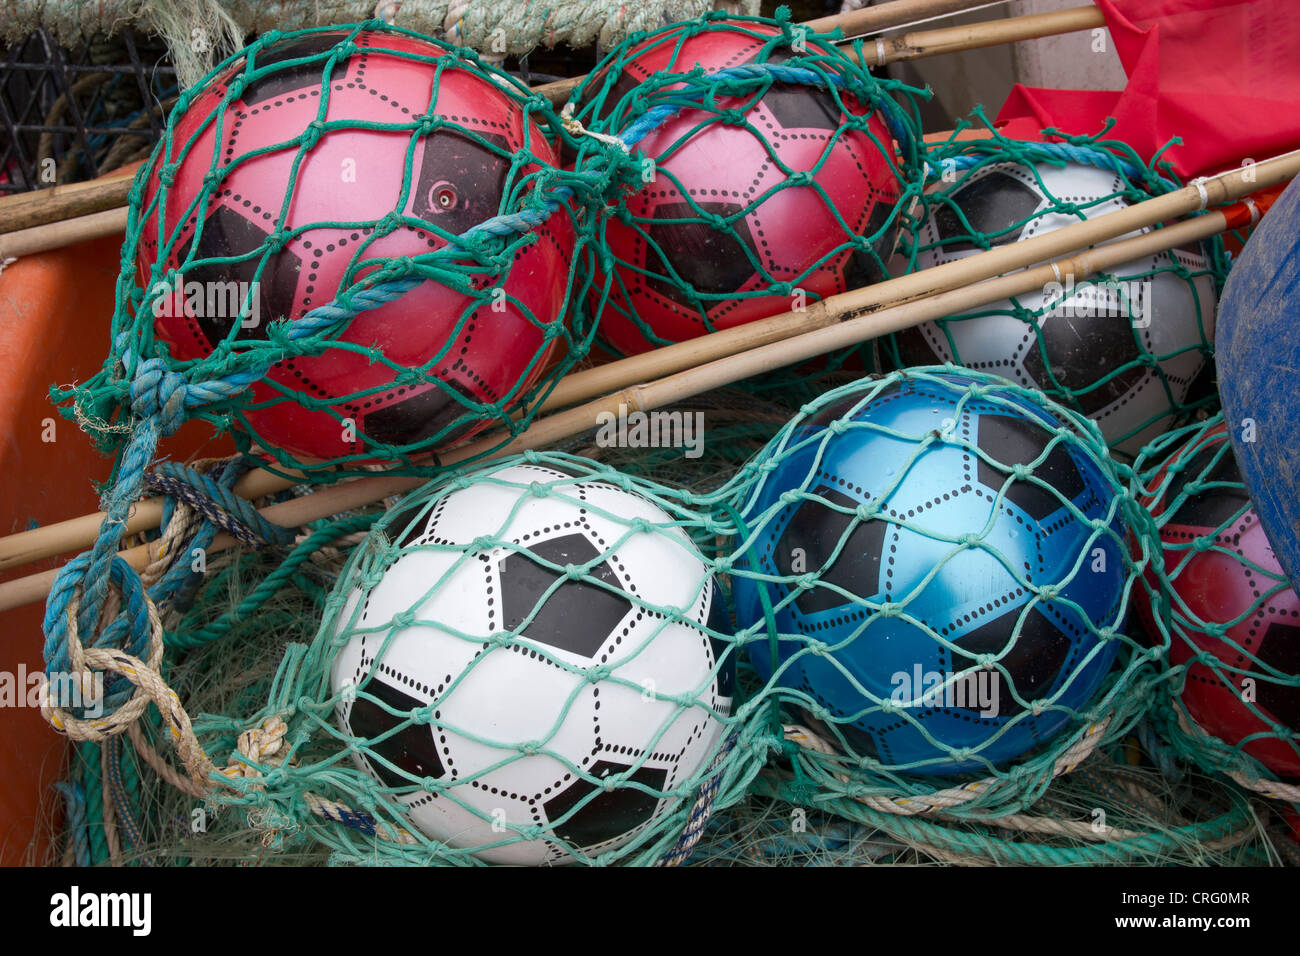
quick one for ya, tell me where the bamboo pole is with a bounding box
[0,182,1277,614]
[0,149,1294,578]
[0,207,129,260]
[0,163,139,235]
[804,0,1012,37]
[859,4,1103,68]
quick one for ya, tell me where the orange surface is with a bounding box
[0,231,232,865]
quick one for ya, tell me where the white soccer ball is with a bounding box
[328,461,733,865]
[895,161,1217,455]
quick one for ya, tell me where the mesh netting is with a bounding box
[1133,414,1300,802]
[884,118,1230,458]
[568,14,926,382]
[48,373,1294,866]
[52,22,596,478]
[725,368,1170,816]
[40,11,926,741]
[34,13,1297,868]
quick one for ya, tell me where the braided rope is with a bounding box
[657,731,738,866]
[145,460,297,549]
[100,745,121,866]
[102,734,155,865]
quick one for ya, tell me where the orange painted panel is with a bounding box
[0,232,233,865]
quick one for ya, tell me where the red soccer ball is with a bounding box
[1140,423,1300,777]
[139,29,572,463]
[580,21,902,355]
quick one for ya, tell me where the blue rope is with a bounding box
[146,459,297,549]
[938,141,1178,194]
[54,781,91,866]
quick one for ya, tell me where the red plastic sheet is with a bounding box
[996,0,1300,181]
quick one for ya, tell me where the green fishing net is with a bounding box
[51,373,1289,866]
[567,12,927,382]
[884,120,1230,458]
[1133,413,1300,801]
[37,13,1293,868]
[50,22,601,479]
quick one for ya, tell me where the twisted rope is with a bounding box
[657,731,738,866]
[145,460,297,549]
[1172,707,1300,804]
[779,717,1110,816]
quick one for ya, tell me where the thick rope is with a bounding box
[0,2,762,86]
[780,717,1110,816]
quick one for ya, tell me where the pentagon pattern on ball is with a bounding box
[1255,622,1300,730]
[499,532,634,659]
[948,606,1072,716]
[1166,443,1252,531]
[750,48,844,134]
[1021,302,1145,415]
[775,485,887,614]
[347,675,445,788]
[361,378,480,450]
[176,205,302,345]
[974,413,1087,521]
[242,33,353,105]
[933,169,1043,253]
[411,131,512,229]
[644,201,759,307]
[542,760,669,849]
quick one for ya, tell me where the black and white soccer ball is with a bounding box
[895,161,1217,455]
[328,462,734,864]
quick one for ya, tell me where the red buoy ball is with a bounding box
[1140,423,1300,778]
[139,29,573,463]
[578,21,902,355]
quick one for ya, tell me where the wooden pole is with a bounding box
[804,0,1012,37]
[0,184,1275,613]
[0,149,1293,577]
[861,5,1103,68]
[0,207,130,260]
[0,163,139,235]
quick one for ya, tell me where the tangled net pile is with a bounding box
[37,12,1299,867]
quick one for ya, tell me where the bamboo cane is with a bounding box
[0,207,130,261]
[856,4,1103,68]
[0,163,139,235]
[804,0,1013,37]
[0,181,1276,614]
[0,148,1294,578]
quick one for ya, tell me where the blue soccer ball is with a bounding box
[732,371,1127,774]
